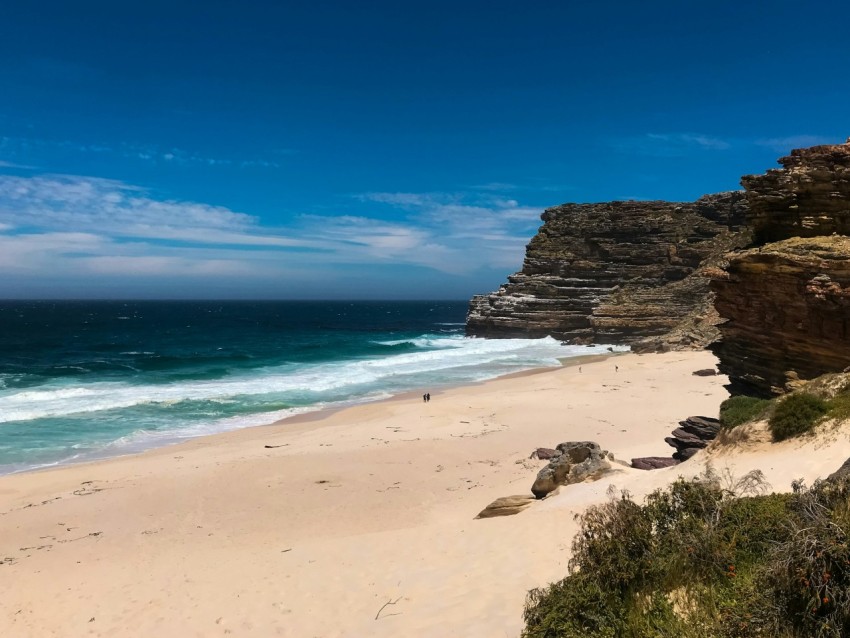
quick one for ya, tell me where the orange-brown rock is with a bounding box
[710,236,850,396]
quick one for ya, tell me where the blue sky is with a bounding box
[0,0,847,299]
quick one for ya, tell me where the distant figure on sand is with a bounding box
[579,366,582,373]
[426,393,431,402]
[423,393,427,402]
[615,365,619,372]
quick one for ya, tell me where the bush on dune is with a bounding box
[522,469,850,638]
[769,393,829,442]
[719,395,772,429]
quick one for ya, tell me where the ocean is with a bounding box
[0,300,620,475]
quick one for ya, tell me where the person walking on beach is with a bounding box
[426,393,431,402]
[423,393,427,402]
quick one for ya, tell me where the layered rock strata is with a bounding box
[467,192,748,345]
[632,416,721,470]
[711,140,850,396]
[711,236,850,396]
[743,140,850,244]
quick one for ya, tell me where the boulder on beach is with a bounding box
[531,441,611,499]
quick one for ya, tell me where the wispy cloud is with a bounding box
[0,173,544,293]
[469,182,518,192]
[352,190,543,271]
[755,135,838,153]
[0,174,325,257]
[0,159,36,170]
[0,136,285,170]
[613,132,731,156]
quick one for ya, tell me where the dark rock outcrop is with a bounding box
[531,441,612,498]
[668,416,721,461]
[710,140,850,396]
[632,416,721,469]
[467,192,749,346]
[631,456,680,470]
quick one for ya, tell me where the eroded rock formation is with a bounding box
[743,141,850,244]
[710,140,850,396]
[467,192,749,346]
[531,441,612,498]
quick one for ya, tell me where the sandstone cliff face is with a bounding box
[711,237,850,396]
[710,140,850,396]
[743,140,850,244]
[467,192,748,345]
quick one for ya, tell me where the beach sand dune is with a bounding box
[2,351,848,637]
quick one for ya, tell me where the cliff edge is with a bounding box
[710,139,850,396]
[466,192,749,347]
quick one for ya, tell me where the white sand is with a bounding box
[1,350,848,637]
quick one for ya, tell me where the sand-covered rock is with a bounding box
[475,495,536,518]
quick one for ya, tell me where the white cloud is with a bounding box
[0,174,267,239]
[0,172,543,292]
[341,190,543,273]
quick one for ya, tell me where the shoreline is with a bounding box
[8,349,842,637]
[2,349,623,479]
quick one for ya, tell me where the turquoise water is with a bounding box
[0,300,621,474]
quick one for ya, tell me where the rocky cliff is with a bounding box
[743,141,850,244]
[710,140,850,396]
[466,192,749,345]
[710,237,850,396]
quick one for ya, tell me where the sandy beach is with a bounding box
[2,350,849,638]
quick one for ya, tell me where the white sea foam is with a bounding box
[0,336,625,424]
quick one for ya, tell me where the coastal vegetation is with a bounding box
[720,385,850,442]
[718,395,771,429]
[768,393,829,442]
[522,468,850,637]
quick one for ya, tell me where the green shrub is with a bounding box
[769,393,829,441]
[764,479,850,637]
[828,391,850,423]
[522,468,850,638]
[719,395,772,429]
[522,471,784,638]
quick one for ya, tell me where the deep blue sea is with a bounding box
[0,300,620,474]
